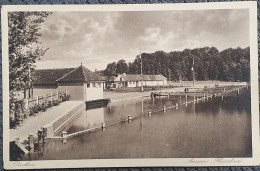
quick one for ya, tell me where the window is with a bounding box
[87,83,90,88]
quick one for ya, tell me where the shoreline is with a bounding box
[104,81,248,102]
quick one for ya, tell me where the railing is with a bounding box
[10,90,70,128]
[24,90,68,110]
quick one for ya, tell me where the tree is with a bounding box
[128,56,141,74]
[8,12,51,127]
[127,47,250,82]
[116,59,128,75]
[104,62,117,77]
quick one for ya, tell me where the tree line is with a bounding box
[103,47,250,82]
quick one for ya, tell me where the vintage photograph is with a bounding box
[2,2,259,169]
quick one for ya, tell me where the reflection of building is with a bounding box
[32,64,105,101]
[114,73,167,88]
[56,108,104,135]
[86,108,104,128]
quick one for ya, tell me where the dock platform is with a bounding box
[85,98,110,110]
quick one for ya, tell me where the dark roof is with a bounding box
[101,76,116,81]
[34,65,104,85]
[34,68,75,85]
[57,65,104,83]
[119,74,166,81]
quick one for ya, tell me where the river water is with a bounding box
[23,89,251,160]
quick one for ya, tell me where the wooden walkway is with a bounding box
[151,85,247,98]
[10,101,84,142]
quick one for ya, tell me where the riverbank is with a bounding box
[104,81,248,101]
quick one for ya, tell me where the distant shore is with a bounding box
[104,81,248,101]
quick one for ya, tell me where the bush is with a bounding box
[33,104,41,114]
[29,106,34,116]
[53,99,60,106]
[41,102,47,112]
[61,93,71,102]
[46,101,53,108]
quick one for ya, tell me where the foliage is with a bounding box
[8,11,51,120]
[10,92,71,128]
[10,99,26,128]
[103,47,250,82]
[61,93,71,101]
[116,59,129,75]
[104,62,117,76]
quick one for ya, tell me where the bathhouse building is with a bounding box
[32,64,105,101]
[114,73,167,88]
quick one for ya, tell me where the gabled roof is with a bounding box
[34,68,75,85]
[118,74,166,81]
[57,65,104,83]
[34,65,104,86]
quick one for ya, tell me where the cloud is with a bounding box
[36,9,249,71]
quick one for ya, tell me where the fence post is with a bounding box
[101,123,106,131]
[43,95,46,103]
[62,131,67,138]
[42,127,47,141]
[28,133,34,149]
[38,129,43,143]
[24,98,30,118]
[148,110,152,117]
[50,92,53,101]
[128,115,132,122]
[24,98,29,111]
[36,96,39,105]
[162,106,166,112]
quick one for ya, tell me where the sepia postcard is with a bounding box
[1,1,260,169]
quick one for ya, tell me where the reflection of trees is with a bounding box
[183,90,250,116]
[220,91,251,114]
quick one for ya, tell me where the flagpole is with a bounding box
[192,56,195,86]
[140,50,144,92]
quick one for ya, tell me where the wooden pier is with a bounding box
[150,85,248,98]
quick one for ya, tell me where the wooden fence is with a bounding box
[23,90,67,111]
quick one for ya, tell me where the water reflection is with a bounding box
[22,89,251,160]
[56,108,105,135]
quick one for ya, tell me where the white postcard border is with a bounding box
[1,1,259,169]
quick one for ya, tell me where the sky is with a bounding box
[35,9,249,71]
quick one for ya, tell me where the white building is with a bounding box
[114,73,167,88]
[32,64,105,101]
